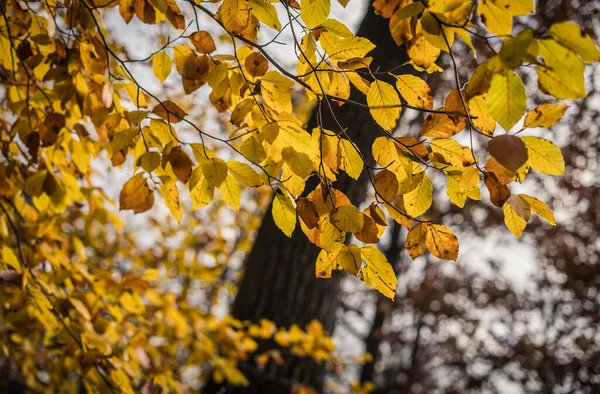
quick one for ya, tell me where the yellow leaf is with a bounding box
[337,138,363,180]
[467,94,495,136]
[453,26,476,54]
[248,0,281,30]
[161,179,182,222]
[322,19,353,37]
[503,194,530,237]
[429,139,475,167]
[374,170,399,202]
[421,10,454,52]
[143,269,160,281]
[478,0,521,36]
[240,135,267,164]
[220,0,251,34]
[395,74,433,109]
[424,223,459,261]
[405,222,427,258]
[367,80,401,132]
[227,160,264,187]
[139,151,161,173]
[457,167,480,195]
[548,21,600,63]
[273,192,297,237]
[406,223,459,261]
[119,292,145,315]
[337,244,362,275]
[487,70,526,131]
[331,204,364,233]
[119,173,155,213]
[537,39,586,99]
[358,246,397,299]
[152,51,172,82]
[69,298,91,321]
[372,136,411,181]
[189,167,215,209]
[110,369,135,394]
[327,36,375,63]
[111,128,138,152]
[230,99,255,126]
[282,147,315,178]
[498,28,533,68]
[149,119,176,146]
[315,247,339,278]
[326,72,351,101]
[522,136,565,176]
[519,194,556,226]
[524,103,568,128]
[202,157,229,187]
[1,246,21,272]
[403,172,432,218]
[319,214,345,251]
[260,71,294,113]
[346,71,371,94]
[220,175,242,211]
[407,31,441,69]
[301,0,330,29]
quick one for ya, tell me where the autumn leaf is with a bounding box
[488,135,528,173]
[358,246,397,299]
[152,100,187,123]
[522,136,565,176]
[189,31,216,54]
[331,204,364,233]
[503,194,530,237]
[301,0,330,29]
[119,173,155,213]
[487,70,526,131]
[403,172,433,218]
[406,223,459,261]
[152,51,172,82]
[395,74,433,110]
[524,104,568,128]
[367,80,401,133]
[273,192,297,237]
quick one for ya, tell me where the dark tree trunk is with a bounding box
[205,5,409,393]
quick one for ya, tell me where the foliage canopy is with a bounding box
[0,0,598,391]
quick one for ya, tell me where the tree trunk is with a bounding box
[205,5,409,393]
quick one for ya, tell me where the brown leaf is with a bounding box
[119,173,155,213]
[488,134,528,172]
[354,215,379,244]
[166,146,193,183]
[244,52,268,77]
[134,0,156,24]
[369,203,387,226]
[189,31,216,54]
[374,169,399,202]
[484,172,511,207]
[296,197,319,229]
[152,100,187,123]
[40,112,65,146]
